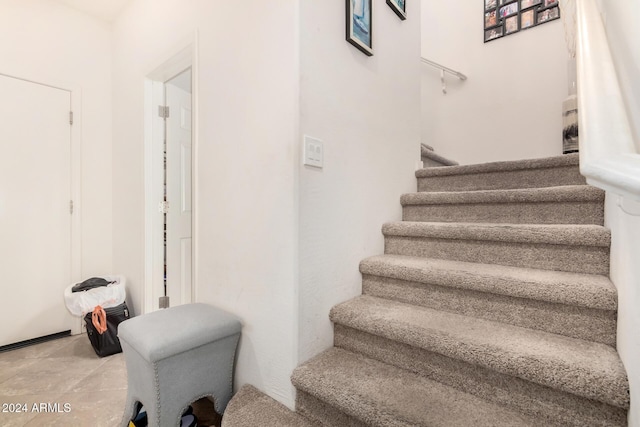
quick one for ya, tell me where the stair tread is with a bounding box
[330,295,629,408]
[401,185,604,205]
[360,254,617,310]
[292,347,541,427]
[383,221,610,247]
[222,384,316,427]
[416,153,579,178]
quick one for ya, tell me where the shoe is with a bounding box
[130,403,147,427]
[181,414,198,427]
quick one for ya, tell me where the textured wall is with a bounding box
[298,0,422,365]
[112,0,299,407]
[0,0,113,279]
[595,0,640,152]
[593,2,639,424]
[421,0,570,165]
[606,197,640,427]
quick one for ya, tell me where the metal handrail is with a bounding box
[421,57,467,81]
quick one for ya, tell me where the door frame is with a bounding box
[143,36,199,314]
[0,72,82,334]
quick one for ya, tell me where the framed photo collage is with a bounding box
[484,0,560,42]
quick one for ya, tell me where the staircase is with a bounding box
[223,153,630,427]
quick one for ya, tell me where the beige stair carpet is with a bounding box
[223,154,629,427]
[221,384,315,427]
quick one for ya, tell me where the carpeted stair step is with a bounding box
[401,185,604,225]
[383,221,610,274]
[292,347,543,427]
[221,384,316,427]
[360,254,617,345]
[331,296,629,426]
[417,153,585,192]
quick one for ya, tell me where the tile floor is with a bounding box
[0,334,127,426]
[0,334,221,426]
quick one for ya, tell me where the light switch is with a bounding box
[303,135,323,168]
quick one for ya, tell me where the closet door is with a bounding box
[165,72,193,308]
[0,74,73,347]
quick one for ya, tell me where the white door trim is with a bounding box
[143,34,199,314]
[70,88,83,330]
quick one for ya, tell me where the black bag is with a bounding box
[72,277,116,293]
[84,302,130,357]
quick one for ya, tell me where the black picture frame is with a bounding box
[521,0,541,8]
[483,0,560,43]
[537,6,560,24]
[485,26,504,42]
[499,2,519,18]
[485,10,498,28]
[521,9,535,29]
[386,0,406,20]
[505,15,519,34]
[346,0,373,56]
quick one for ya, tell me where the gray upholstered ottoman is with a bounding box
[118,303,241,426]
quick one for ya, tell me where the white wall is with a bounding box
[0,0,113,277]
[595,0,640,152]
[605,197,640,427]
[596,3,640,423]
[298,1,421,363]
[590,2,640,424]
[112,0,299,407]
[421,0,569,165]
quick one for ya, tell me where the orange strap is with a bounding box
[92,306,108,335]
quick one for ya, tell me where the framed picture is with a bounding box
[484,0,558,42]
[485,26,503,42]
[346,0,373,56]
[500,2,518,17]
[386,0,406,20]
[521,0,541,8]
[538,6,559,23]
[521,9,535,28]
[485,10,497,28]
[505,15,519,34]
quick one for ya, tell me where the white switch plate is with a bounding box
[303,135,323,168]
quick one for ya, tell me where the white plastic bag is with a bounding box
[64,275,126,317]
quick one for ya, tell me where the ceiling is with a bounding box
[53,0,133,23]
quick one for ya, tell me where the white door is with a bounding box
[0,74,74,347]
[165,70,192,307]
